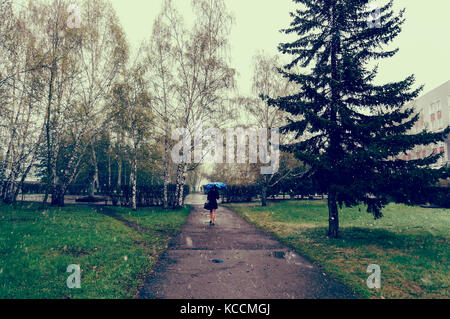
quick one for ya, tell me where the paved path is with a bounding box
[139,196,356,299]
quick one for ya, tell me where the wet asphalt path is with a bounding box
[139,195,356,299]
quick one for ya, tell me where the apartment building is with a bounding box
[403,80,450,167]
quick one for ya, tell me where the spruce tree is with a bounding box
[268,0,450,238]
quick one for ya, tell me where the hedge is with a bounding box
[18,182,189,207]
[221,185,260,203]
[426,186,450,208]
[114,184,190,207]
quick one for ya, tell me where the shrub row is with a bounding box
[114,184,190,207]
[222,185,260,203]
[219,183,450,208]
[220,182,323,203]
[18,182,101,195]
[425,186,450,208]
[19,182,190,207]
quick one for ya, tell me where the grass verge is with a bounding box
[225,200,449,299]
[0,203,190,299]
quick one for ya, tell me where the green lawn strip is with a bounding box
[113,206,191,235]
[225,201,449,299]
[0,203,190,299]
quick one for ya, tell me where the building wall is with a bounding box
[404,80,450,167]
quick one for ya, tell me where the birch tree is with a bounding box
[36,0,127,206]
[156,0,236,208]
[145,13,179,209]
[110,64,153,211]
[0,1,47,203]
[239,53,307,206]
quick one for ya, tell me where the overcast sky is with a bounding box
[108,0,450,97]
[14,0,450,96]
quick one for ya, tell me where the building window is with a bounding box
[436,100,441,110]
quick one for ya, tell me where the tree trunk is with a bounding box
[327,5,341,239]
[45,54,57,208]
[51,187,59,206]
[50,159,59,206]
[56,188,65,207]
[13,159,35,203]
[117,157,122,189]
[178,183,184,207]
[51,184,65,207]
[163,135,169,209]
[89,147,99,197]
[172,163,184,209]
[261,185,268,207]
[0,138,13,200]
[42,188,49,206]
[178,164,187,207]
[88,180,95,198]
[130,155,137,211]
[3,172,17,204]
[327,189,339,238]
[108,151,111,191]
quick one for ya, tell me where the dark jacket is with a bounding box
[207,188,220,210]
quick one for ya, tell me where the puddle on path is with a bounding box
[271,250,314,268]
[186,236,193,248]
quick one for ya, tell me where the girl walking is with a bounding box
[207,185,220,226]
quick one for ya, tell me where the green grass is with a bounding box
[0,203,190,299]
[225,200,449,299]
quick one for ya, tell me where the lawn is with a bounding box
[225,200,449,299]
[0,203,190,299]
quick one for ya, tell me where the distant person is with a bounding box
[207,185,220,226]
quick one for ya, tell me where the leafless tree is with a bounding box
[33,0,127,206]
[153,0,236,208]
[0,1,48,203]
[145,12,181,208]
[110,61,153,211]
[239,53,306,206]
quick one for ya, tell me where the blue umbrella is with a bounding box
[204,182,227,190]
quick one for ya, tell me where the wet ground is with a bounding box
[139,195,356,299]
